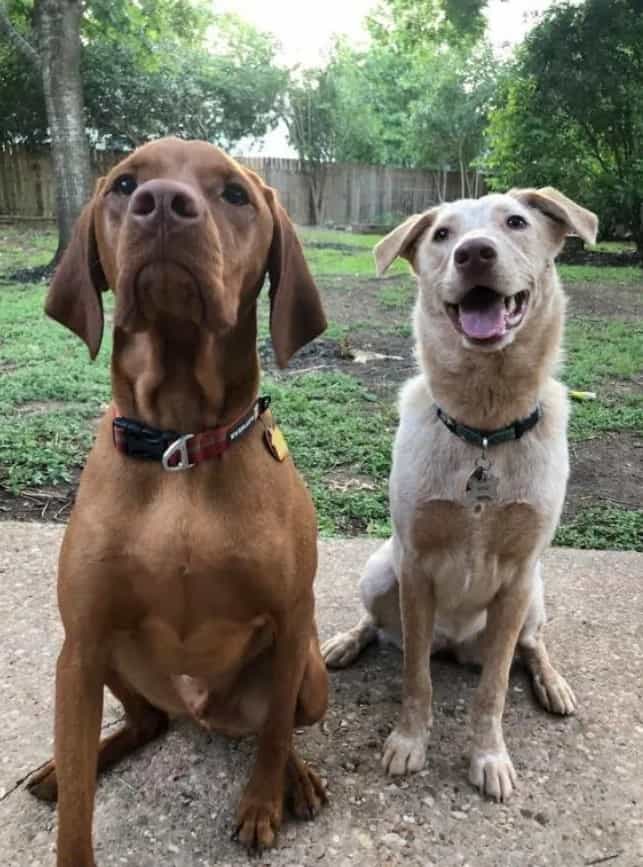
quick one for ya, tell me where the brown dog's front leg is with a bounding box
[54,639,105,867]
[469,575,532,802]
[382,558,435,776]
[235,595,316,850]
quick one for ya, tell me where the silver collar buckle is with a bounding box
[162,434,195,471]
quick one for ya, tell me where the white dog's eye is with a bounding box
[507,214,528,229]
[433,227,449,242]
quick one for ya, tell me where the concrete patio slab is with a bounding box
[0,522,641,866]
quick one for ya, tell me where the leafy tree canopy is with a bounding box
[0,1,286,148]
[483,0,643,249]
[367,0,491,49]
[284,26,501,183]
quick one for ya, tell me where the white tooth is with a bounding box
[506,295,516,314]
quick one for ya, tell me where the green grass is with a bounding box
[563,319,643,440]
[555,507,643,551]
[588,240,636,254]
[0,222,57,272]
[267,373,395,535]
[559,264,642,284]
[0,280,112,491]
[297,226,407,278]
[378,281,416,311]
[565,319,643,383]
[304,245,407,278]
[298,226,385,249]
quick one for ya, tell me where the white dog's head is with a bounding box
[375,188,597,354]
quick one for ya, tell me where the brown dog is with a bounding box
[27,137,329,862]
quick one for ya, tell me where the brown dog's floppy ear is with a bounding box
[265,187,326,368]
[374,207,441,276]
[45,180,108,360]
[508,187,598,247]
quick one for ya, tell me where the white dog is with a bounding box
[323,188,598,801]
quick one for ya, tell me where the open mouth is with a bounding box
[445,286,529,344]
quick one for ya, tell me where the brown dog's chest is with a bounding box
[64,431,317,639]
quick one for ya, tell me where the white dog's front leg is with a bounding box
[469,573,533,801]
[383,558,434,776]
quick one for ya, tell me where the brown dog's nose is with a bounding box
[454,238,498,270]
[130,179,202,228]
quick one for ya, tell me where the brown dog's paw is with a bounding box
[26,761,58,802]
[285,753,327,820]
[234,797,282,850]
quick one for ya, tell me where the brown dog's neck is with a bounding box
[419,296,564,431]
[111,309,261,434]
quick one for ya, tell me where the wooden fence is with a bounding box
[0,145,485,226]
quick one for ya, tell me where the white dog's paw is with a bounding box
[532,669,577,716]
[469,749,517,802]
[382,728,428,776]
[321,631,363,669]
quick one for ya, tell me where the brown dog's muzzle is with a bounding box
[130,179,204,232]
[114,180,231,332]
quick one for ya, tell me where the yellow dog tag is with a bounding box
[264,425,289,462]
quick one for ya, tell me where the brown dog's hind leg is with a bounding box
[295,628,329,726]
[284,748,327,820]
[28,669,168,802]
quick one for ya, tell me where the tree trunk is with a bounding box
[459,160,466,199]
[633,199,643,262]
[35,0,92,262]
[306,166,326,225]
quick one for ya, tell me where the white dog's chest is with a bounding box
[391,426,567,619]
[411,495,542,605]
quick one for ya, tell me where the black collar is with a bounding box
[435,403,542,448]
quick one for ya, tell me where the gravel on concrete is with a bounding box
[1,522,641,867]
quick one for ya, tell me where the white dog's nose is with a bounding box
[454,238,498,271]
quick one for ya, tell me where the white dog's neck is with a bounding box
[416,291,565,431]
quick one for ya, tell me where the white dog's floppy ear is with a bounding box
[508,187,598,246]
[374,208,441,276]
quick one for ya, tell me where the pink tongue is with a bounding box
[459,300,506,340]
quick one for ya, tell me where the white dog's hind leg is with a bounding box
[322,538,400,668]
[518,562,576,715]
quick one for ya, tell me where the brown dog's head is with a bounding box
[375,187,598,354]
[45,137,326,367]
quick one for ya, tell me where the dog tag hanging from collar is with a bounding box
[465,438,498,505]
[264,425,289,462]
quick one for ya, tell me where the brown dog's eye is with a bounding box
[433,227,449,242]
[222,183,250,206]
[507,214,528,229]
[112,174,138,196]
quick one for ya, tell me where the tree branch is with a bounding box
[0,2,40,69]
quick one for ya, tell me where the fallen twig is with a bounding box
[585,852,623,866]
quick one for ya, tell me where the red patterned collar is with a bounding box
[112,396,271,471]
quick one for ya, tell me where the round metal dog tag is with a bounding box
[465,464,498,504]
